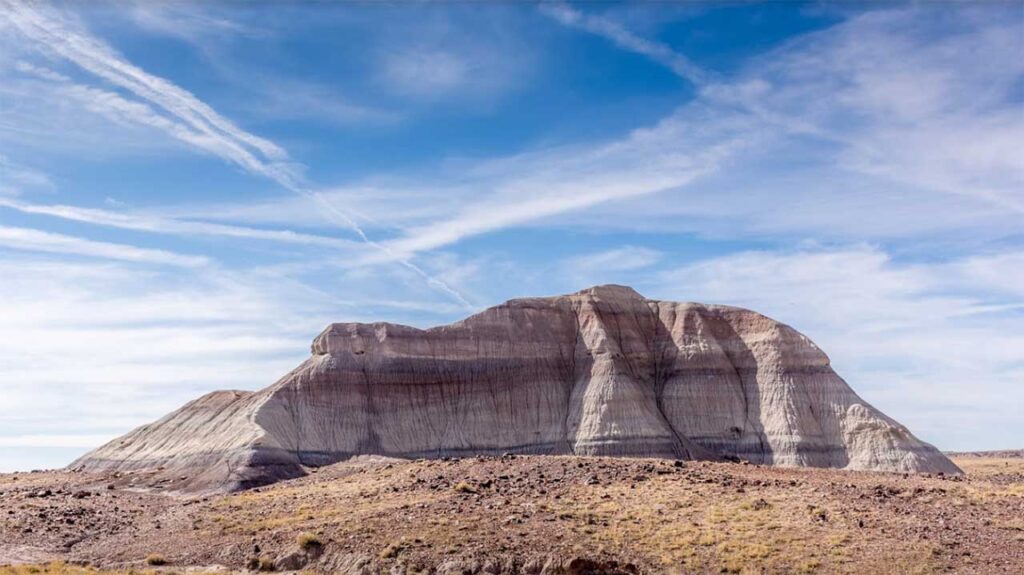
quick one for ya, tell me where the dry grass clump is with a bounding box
[257,555,276,571]
[144,554,166,566]
[296,531,322,549]
[452,481,476,494]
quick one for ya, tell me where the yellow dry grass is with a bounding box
[6,457,1020,575]
[951,457,1024,478]
[542,478,940,575]
[187,458,1022,573]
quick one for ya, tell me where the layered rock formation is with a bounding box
[72,285,960,492]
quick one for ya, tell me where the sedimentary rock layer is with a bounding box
[72,285,960,492]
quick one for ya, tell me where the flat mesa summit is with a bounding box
[73,285,960,492]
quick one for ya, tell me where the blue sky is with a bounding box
[0,1,1021,472]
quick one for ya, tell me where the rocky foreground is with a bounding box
[1,456,1021,574]
[72,285,958,493]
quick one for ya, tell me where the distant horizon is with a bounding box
[1,1,1022,472]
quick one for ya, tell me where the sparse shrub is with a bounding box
[296,532,322,549]
[144,554,166,566]
[452,481,476,494]
[257,555,275,572]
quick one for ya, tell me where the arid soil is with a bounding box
[1,456,1021,574]
[945,450,1024,459]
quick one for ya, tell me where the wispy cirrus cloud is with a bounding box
[1,5,290,170]
[107,3,1020,271]
[1,1,472,306]
[0,155,53,196]
[9,57,299,190]
[566,246,662,273]
[128,2,263,46]
[539,2,707,86]
[562,246,663,287]
[382,50,472,99]
[0,197,359,250]
[13,60,298,183]
[239,5,1016,259]
[373,5,535,103]
[0,225,208,267]
[380,123,742,258]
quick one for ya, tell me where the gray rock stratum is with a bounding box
[71,285,960,492]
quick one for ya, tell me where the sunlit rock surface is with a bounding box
[72,285,960,492]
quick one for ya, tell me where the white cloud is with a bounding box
[0,225,208,267]
[1,4,287,162]
[565,246,662,274]
[11,59,301,190]
[0,154,53,195]
[370,5,534,103]
[372,107,748,258]
[240,76,400,127]
[128,2,261,46]
[739,8,1024,215]
[126,4,400,127]
[534,5,1024,240]
[0,197,360,250]
[382,50,470,98]
[160,103,748,266]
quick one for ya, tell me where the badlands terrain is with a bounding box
[72,286,957,494]
[0,454,1022,574]
[3,286,1010,574]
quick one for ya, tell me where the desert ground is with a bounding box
[1,455,1021,575]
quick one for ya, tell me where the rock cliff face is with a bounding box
[71,285,960,492]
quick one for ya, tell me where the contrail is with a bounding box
[540,2,708,87]
[1,0,473,308]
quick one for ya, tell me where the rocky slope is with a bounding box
[4,456,1021,574]
[71,285,960,492]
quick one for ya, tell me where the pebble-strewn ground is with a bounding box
[1,456,1021,574]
